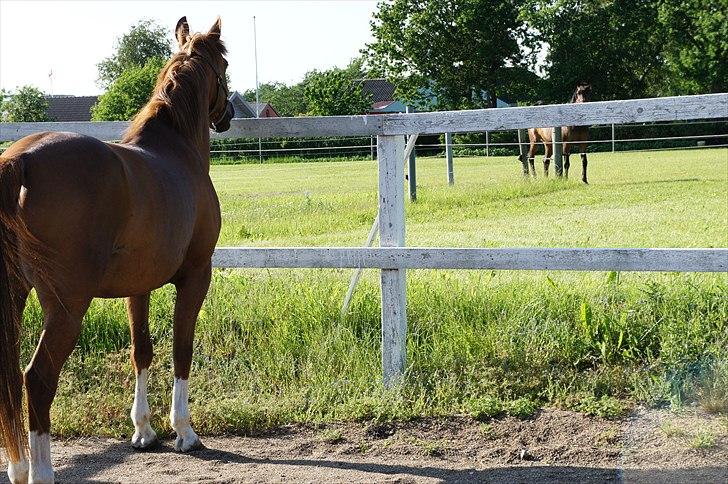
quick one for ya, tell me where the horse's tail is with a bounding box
[0,155,28,462]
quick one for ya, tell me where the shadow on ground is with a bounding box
[50,439,727,484]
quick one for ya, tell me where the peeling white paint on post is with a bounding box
[445,132,454,185]
[377,134,407,387]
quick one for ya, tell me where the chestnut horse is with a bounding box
[0,17,233,483]
[521,83,592,183]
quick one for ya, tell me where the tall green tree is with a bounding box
[91,57,165,121]
[658,0,728,94]
[522,0,667,101]
[303,64,372,116]
[97,19,172,88]
[366,0,530,109]
[1,85,50,122]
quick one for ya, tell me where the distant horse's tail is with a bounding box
[0,155,27,462]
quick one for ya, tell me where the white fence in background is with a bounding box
[2,93,727,386]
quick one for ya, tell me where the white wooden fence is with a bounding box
[2,93,727,386]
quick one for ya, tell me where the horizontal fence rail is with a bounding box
[1,93,726,142]
[2,93,727,386]
[213,247,728,272]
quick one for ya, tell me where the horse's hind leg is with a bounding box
[6,282,30,484]
[127,294,158,450]
[24,293,90,484]
[170,263,211,452]
[580,144,589,184]
[563,143,571,179]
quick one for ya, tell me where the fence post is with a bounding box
[611,124,616,152]
[377,134,407,387]
[518,129,529,176]
[485,131,490,157]
[406,106,417,201]
[370,135,375,160]
[445,132,454,185]
[553,126,563,177]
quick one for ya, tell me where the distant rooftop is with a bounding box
[45,95,98,122]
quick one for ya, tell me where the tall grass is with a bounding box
[18,149,728,436]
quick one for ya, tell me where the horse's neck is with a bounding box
[132,117,211,171]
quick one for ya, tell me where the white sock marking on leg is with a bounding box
[131,368,157,448]
[170,377,200,451]
[29,431,53,484]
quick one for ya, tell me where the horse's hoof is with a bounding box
[7,458,29,484]
[28,466,54,484]
[131,431,160,451]
[174,433,203,452]
[583,180,589,185]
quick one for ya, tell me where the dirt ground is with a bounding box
[4,407,726,483]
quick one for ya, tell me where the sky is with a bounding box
[0,0,380,96]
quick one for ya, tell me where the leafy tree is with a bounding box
[303,65,372,116]
[1,85,50,122]
[522,0,667,101]
[242,82,308,117]
[97,19,172,88]
[366,0,529,109]
[658,0,728,94]
[91,57,165,121]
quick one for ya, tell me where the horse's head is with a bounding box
[175,16,234,133]
[572,82,592,103]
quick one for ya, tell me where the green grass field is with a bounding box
[21,148,728,437]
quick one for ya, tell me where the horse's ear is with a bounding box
[175,16,191,49]
[208,16,221,37]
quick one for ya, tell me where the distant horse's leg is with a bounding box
[563,143,571,180]
[6,283,30,484]
[543,141,552,178]
[127,294,158,450]
[527,132,537,177]
[170,263,212,452]
[519,154,529,177]
[581,145,589,184]
[24,293,90,484]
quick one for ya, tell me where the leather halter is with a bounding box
[194,54,229,126]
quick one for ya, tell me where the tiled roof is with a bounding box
[228,92,279,118]
[360,79,396,103]
[45,96,98,121]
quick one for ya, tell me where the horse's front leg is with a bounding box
[543,142,552,177]
[564,153,571,179]
[23,293,90,484]
[170,263,212,452]
[581,152,588,184]
[127,294,159,450]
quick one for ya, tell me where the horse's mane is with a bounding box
[123,33,226,146]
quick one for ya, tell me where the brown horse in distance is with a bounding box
[0,17,234,483]
[522,83,592,183]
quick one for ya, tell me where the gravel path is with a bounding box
[3,408,726,483]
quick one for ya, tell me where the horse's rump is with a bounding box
[4,131,205,298]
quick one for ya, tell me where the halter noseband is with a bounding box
[194,54,230,126]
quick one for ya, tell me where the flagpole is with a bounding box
[254,15,262,163]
